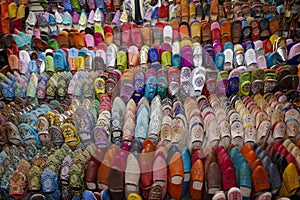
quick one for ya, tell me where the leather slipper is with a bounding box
[57,31,69,48]
[190,20,201,43]
[167,151,184,200]
[152,152,167,199]
[221,20,231,46]
[227,187,242,200]
[201,21,211,43]
[189,159,204,200]
[231,20,242,44]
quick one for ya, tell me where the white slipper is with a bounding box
[227,187,242,200]
[163,25,173,44]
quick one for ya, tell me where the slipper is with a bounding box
[74,32,86,49]
[128,49,140,69]
[287,43,300,65]
[180,66,192,96]
[121,23,131,48]
[202,3,210,22]
[209,0,219,21]
[158,3,169,22]
[191,67,205,97]
[153,27,163,46]
[251,68,264,94]
[116,50,127,72]
[85,34,95,49]
[0,82,15,101]
[130,24,143,49]
[220,20,231,46]
[106,44,117,71]
[29,60,39,74]
[266,52,281,68]
[163,25,173,44]
[193,44,203,68]
[56,49,69,71]
[204,44,215,69]
[144,7,153,23]
[57,31,69,48]
[238,72,251,96]
[213,41,223,55]
[78,10,87,32]
[211,21,220,42]
[168,67,180,96]
[245,48,257,71]
[215,53,225,71]
[48,39,60,50]
[8,55,19,71]
[269,18,280,35]
[190,20,201,43]
[231,20,242,44]
[19,49,31,64]
[224,48,233,70]
[144,71,157,101]
[13,34,27,50]
[61,12,72,29]
[54,11,64,31]
[96,49,106,65]
[48,14,59,34]
[227,187,242,200]
[17,5,28,19]
[161,51,171,70]
[62,0,73,11]
[125,153,140,198]
[181,45,193,68]
[8,2,17,19]
[148,47,160,71]
[25,12,36,35]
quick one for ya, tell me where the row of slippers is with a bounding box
[2,74,299,150]
[3,40,300,96]
[2,129,300,200]
[6,27,300,71]
[22,0,277,28]
[5,31,300,73]
[56,0,284,25]
[23,8,283,41]
[0,82,299,158]
[0,61,299,105]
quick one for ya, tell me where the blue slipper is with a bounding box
[29,60,39,73]
[181,146,191,198]
[54,52,65,71]
[41,168,60,200]
[62,0,73,11]
[56,49,69,71]
[0,82,15,100]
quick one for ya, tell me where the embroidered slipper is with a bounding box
[167,67,180,96]
[153,27,163,46]
[190,20,201,43]
[130,24,143,49]
[245,48,257,71]
[224,48,233,70]
[221,20,231,46]
[238,72,251,97]
[121,23,131,48]
[144,70,157,101]
[163,25,173,44]
[180,66,192,96]
[57,31,69,48]
[78,10,87,32]
[231,20,242,44]
[62,12,72,29]
[54,11,64,32]
[210,0,219,22]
